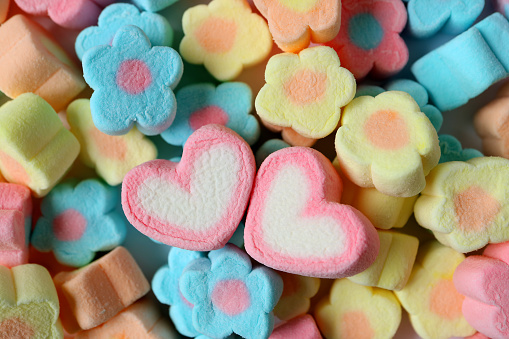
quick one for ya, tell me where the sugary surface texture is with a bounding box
[315,278,402,339]
[0,15,86,111]
[179,244,283,339]
[0,264,63,338]
[67,99,157,186]
[254,0,341,53]
[83,25,183,136]
[122,125,256,251]
[0,93,80,197]
[54,246,150,333]
[75,3,173,60]
[256,46,356,139]
[245,146,379,278]
[180,0,272,81]
[415,157,509,252]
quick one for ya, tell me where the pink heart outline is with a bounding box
[122,125,256,251]
[244,147,379,278]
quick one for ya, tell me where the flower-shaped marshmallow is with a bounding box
[438,134,483,163]
[414,157,509,253]
[161,82,259,146]
[0,264,63,338]
[395,241,475,339]
[356,79,444,132]
[31,179,126,267]
[403,0,484,38]
[253,0,341,53]
[180,0,272,81]
[75,3,173,60]
[83,25,183,136]
[315,279,402,339]
[179,244,283,339]
[335,91,440,197]
[325,0,408,79]
[152,248,206,337]
[255,46,356,140]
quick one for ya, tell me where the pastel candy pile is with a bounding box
[123,125,256,251]
[273,272,320,321]
[255,46,356,141]
[31,179,126,267]
[0,264,63,338]
[395,241,475,339]
[0,93,80,197]
[348,230,419,291]
[475,84,509,158]
[67,99,158,186]
[245,146,379,278]
[414,157,509,252]
[54,246,150,333]
[404,0,485,38]
[0,183,31,268]
[253,0,341,53]
[412,13,509,111]
[153,248,206,337]
[75,3,174,60]
[335,91,440,197]
[161,82,260,146]
[179,244,284,339]
[0,15,86,111]
[180,0,272,81]
[454,241,509,338]
[315,278,402,339]
[14,0,115,29]
[83,25,183,136]
[76,298,177,339]
[325,0,408,79]
[2,0,508,338]
[334,159,418,230]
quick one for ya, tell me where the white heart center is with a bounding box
[262,164,345,257]
[138,146,241,231]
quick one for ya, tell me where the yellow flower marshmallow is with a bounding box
[180,0,272,81]
[394,241,475,339]
[335,91,440,197]
[315,279,401,339]
[414,156,509,253]
[255,46,356,139]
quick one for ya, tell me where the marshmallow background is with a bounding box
[1,0,504,338]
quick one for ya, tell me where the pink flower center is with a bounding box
[0,318,35,339]
[189,106,229,131]
[211,279,250,316]
[53,209,87,242]
[116,59,152,95]
[364,110,409,150]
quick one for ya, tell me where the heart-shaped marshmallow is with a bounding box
[122,125,256,251]
[244,147,379,278]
